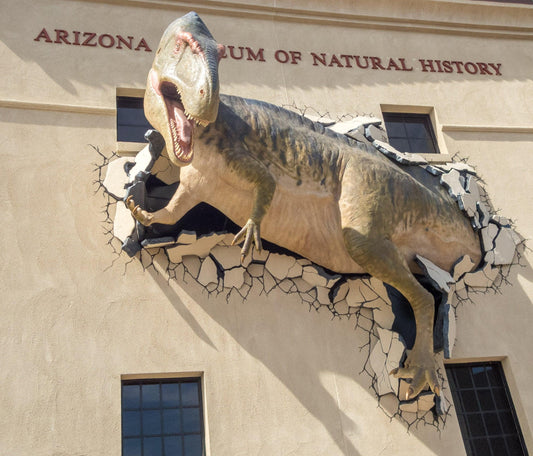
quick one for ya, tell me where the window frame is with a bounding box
[121,376,206,456]
[446,361,529,456]
[382,111,441,155]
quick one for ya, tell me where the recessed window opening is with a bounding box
[122,377,205,456]
[117,96,151,143]
[446,362,529,456]
[383,112,440,154]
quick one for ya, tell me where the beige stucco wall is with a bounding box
[1,0,533,455]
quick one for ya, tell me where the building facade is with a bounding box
[1,0,533,455]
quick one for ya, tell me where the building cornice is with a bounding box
[83,0,533,40]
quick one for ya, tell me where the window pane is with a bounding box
[484,412,502,434]
[410,138,435,154]
[384,119,406,138]
[144,436,162,456]
[123,438,142,456]
[489,437,506,456]
[162,383,180,408]
[472,367,489,387]
[181,383,200,407]
[471,438,490,456]
[405,120,427,139]
[454,367,473,388]
[142,384,161,409]
[123,385,141,410]
[460,390,479,412]
[163,409,181,434]
[164,436,183,456]
[184,434,203,456]
[143,410,162,436]
[467,413,486,437]
[182,408,201,433]
[477,389,495,411]
[123,411,141,437]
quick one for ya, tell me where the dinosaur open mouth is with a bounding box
[159,80,194,164]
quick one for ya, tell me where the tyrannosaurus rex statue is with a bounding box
[126,12,481,400]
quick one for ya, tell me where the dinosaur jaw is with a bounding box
[160,81,195,165]
[148,69,211,166]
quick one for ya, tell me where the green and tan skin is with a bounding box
[126,12,481,400]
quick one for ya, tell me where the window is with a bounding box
[383,112,440,154]
[446,362,529,456]
[117,96,151,143]
[122,377,205,456]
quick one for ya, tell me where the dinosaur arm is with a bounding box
[223,145,276,260]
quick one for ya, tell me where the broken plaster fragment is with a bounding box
[182,255,202,279]
[415,255,454,293]
[303,114,336,127]
[141,237,177,249]
[364,124,388,143]
[373,140,428,165]
[103,156,133,200]
[302,265,328,288]
[247,263,264,278]
[492,227,518,266]
[113,202,136,242]
[224,267,245,289]
[440,169,466,200]
[177,230,197,245]
[211,245,242,270]
[265,253,296,280]
[452,255,476,281]
[166,233,226,263]
[197,256,218,287]
[481,223,499,253]
[128,144,157,183]
[462,263,498,288]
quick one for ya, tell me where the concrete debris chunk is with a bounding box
[436,162,477,175]
[492,227,518,265]
[425,165,444,176]
[477,202,491,228]
[365,124,388,143]
[252,247,269,262]
[247,263,264,278]
[177,230,197,245]
[211,245,242,270]
[452,255,476,281]
[113,202,136,242]
[443,303,456,359]
[440,169,466,199]
[302,265,328,287]
[166,233,225,263]
[265,253,297,280]
[224,267,245,289]
[417,392,436,412]
[303,114,336,126]
[103,157,133,200]
[416,255,454,293]
[373,140,428,165]
[182,255,202,278]
[141,237,177,249]
[463,263,499,288]
[481,223,499,252]
[128,145,156,183]
[197,256,218,287]
[150,155,181,185]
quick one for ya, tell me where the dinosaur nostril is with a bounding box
[200,89,205,96]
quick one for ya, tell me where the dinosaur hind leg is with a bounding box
[342,227,440,400]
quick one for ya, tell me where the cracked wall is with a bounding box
[97,112,525,430]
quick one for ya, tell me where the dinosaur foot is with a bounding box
[231,218,262,263]
[125,195,153,226]
[390,349,440,400]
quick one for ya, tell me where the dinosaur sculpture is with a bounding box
[126,12,481,400]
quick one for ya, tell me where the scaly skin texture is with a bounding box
[126,13,482,400]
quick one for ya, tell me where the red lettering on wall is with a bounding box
[98,34,115,48]
[134,38,151,52]
[34,28,52,43]
[82,32,97,47]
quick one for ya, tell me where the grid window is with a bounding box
[117,96,151,143]
[383,112,440,154]
[122,378,205,456]
[446,362,529,456]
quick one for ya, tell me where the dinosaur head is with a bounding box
[144,12,223,166]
